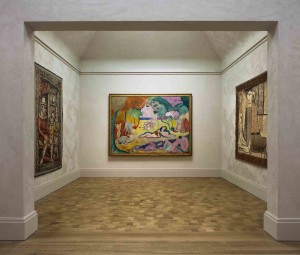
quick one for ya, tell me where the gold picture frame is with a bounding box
[109,94,192,156]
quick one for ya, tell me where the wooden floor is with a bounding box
[1,177,300,255]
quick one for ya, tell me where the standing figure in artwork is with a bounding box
[238,114,250,153]
[244,91,260,146]
[53,107,60,159]
[38,97,50,164]
[48,111,55,161]
[49,109,60,161]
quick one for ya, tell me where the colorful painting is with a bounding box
[236,72,267,167]
[35,63,63,176]
[109,94,192,156]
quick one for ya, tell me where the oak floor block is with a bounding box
[1,178,300,254]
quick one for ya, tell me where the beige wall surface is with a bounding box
[1,0,300,241]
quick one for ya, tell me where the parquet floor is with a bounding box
[1,177,300,255]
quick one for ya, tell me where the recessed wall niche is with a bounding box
[34,30,267,199]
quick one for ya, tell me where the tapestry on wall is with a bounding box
[236,72,267,167]
[109,94,192,156]
[34,63,63,176]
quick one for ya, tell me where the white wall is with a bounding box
[221,37,268,190]
[79,31,222,176]
[80,74,221,176]
[34,32,80,200]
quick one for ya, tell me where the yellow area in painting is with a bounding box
[116,138,144,153]
[170,119,177,130]
[126,114,139,128]
[115,119,189,153]
[132,120,166,136]
[116,135,188,153]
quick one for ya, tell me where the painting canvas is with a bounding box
[109,94,192,156]
[236,72,267,167]
[35,63,63,176]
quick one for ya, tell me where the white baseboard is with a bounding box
[80,168,220,177]
[34,168,265,201]
[0,211,38,240]
[220,169,267,201]
[81,169,266,201]
[264,211,300,241]
[34,169,80,201]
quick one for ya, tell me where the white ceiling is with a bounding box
[53,31,96,59]
[50,30,267,70]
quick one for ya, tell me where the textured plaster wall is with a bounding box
[79,74,221,172]
[221,41,268,187]
[1,0,300,240]
[34,36,80,188]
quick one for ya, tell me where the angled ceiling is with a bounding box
[47,30,267,72]
[53,31,96,59]
[205,31,267,68]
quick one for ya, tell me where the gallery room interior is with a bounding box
[1,1,300,254]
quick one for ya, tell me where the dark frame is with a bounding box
[109,94,192,156]
[236,72,267,167]
[34,63,63,177]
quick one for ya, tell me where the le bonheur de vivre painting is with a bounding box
[35,63,63,177]
[109,94,192,156]
[236,72,267,167]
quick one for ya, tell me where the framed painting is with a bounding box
[34,63,63,176]
[236,72,267,167]
[109,94,192,156]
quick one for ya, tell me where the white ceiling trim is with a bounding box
[34,34,267,75]
[34,36,80,74]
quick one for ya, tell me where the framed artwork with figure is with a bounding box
[109,94,192,156]
[34,63,63,176]
[236,72,267,167]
